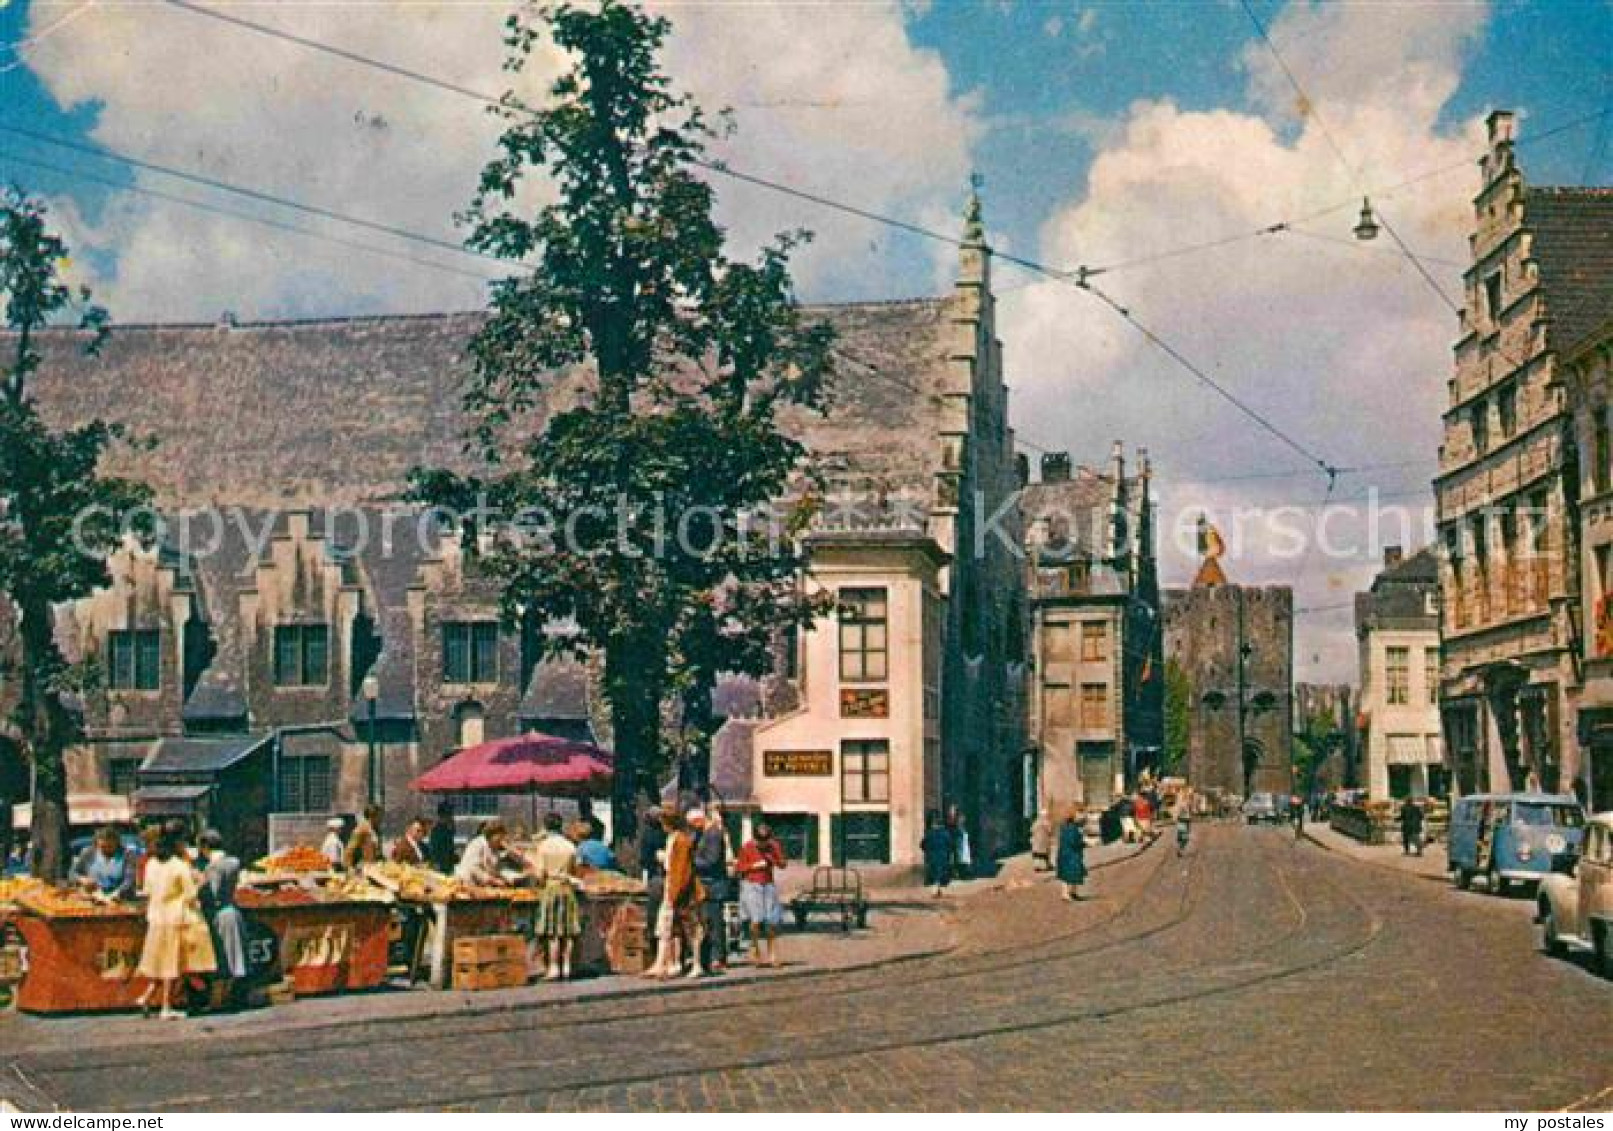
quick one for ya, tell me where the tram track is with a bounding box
[387,830,1383,1112]
[80,829,1371,1111]
[16,826,1194,1084]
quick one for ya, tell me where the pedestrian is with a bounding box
[197,828,247,1010]
[136,821,216,1020]
[427,800,458,874]
[945,804,971,880]
[1292,795,1305,839]
[344,803,382,870]
[391,816,429,866]
[645,810,703,979]
[921,811,954,897]
[1400,798,1425,856]
[1176,810,1191,857]
[732,822,786,968]
[532,812,581,981]
[1030,809,1053,872]
[691,808,730,974]
[1057,812,1088,901]
[1133,792,1155,838]
[320,817,345,871]
[637,805,667,966]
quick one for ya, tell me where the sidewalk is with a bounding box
[0,836,1156,1059]
[1301,818,1450,884]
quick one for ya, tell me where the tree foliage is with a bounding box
[412,2,834,834]
[1162,658,1192,776]
[0,187,154,878]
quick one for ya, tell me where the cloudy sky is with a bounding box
[2,0,1610,681]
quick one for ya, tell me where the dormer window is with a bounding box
[108,629,160,691]
[443,621,499,685]
[273,624,330,687]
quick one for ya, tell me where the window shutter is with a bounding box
[830,814,844,867]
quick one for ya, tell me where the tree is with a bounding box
[1292,708,1342,796]
[413,2,833,837]
[1,187,153,878]
[1162,658,1191,776]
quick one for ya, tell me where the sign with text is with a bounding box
[764,750,833,777]
[840,688,890,718]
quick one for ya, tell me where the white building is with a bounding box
[1356,547,1445,799]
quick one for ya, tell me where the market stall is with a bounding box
[365,861,647,987]
[9,887,148,1014]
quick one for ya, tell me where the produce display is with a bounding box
[16,886,141,919]
[235,885,320,909]
[579,871,646,897]
[255,845,332,874]
[0,877,44,908]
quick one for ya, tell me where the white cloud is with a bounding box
[22,0,978,320]
[1001,0,1489,682]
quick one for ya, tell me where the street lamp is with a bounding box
[362,673,380,808]
[1353,197,1380,241]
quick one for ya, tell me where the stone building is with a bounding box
[1355,546,1444,799]
[1020,444,1162,816]
[1557,211,1613,814]
[1436,111,1610,801]
[1164,544,1294,798]
[8,199,1028,866]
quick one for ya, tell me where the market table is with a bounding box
[10,897,148,1014]
[235,888,392,996]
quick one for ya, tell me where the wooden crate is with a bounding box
[0,946,25,984]
[452,957,527,991]
[453,934,524,966]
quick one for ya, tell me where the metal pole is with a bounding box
[367,694,378,807]
[1237,588,1248,796]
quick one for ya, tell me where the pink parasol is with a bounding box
[412,732,614,798]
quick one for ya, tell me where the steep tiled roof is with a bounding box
[1526,187,1613,355]
[21,300,954,513]
[1356,547,1439,631]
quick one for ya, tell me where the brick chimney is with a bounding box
[1041,452,1071,483]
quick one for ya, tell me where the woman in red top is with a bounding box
[733,823,787,967]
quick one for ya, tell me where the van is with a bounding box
[1447,792,1586,893]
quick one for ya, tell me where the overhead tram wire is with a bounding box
[72,2,1613,294]
[1074,102,1612,278]
[0,122,504,267]
[0,147,504,284]
[154,0,1343,480]
[1237,0,1479,326]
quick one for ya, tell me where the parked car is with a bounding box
[1242,793,1283,825]
[1536,812,1613,976]
[1448,792,1585,893]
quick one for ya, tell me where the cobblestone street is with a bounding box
[6,823,1609,1112]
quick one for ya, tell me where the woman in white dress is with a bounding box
[136,821,215,1019]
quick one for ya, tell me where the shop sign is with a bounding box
[764,750,833,777]
[95,934,143,981]
[283,924,353,969]
[840,688,889,718]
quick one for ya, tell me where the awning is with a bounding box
[11,793,134,831]
[133,783,212,816]
[140,733,271,776]
[1387,734,1436,765]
